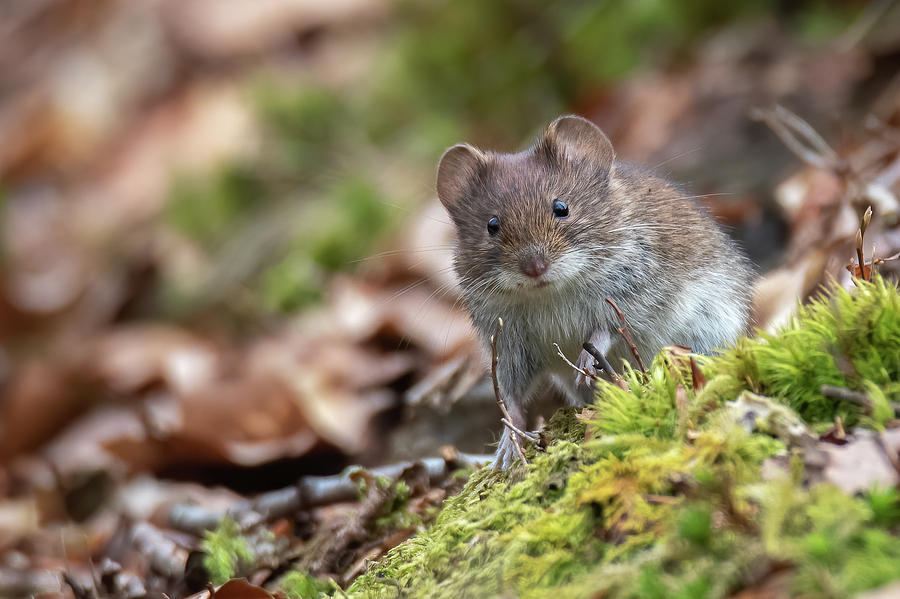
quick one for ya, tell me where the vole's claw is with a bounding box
[493,428,518,470]
[574,347,598,387]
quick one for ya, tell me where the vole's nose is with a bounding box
[519,253,549,278]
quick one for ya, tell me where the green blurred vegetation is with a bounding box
[164,0,860,315]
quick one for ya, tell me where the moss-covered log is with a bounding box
[213,277,900,598]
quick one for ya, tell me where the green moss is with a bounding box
[703,276,900,430]
[202,516,255,585]
[279,572,340,599]
[319,277,900,599]
[866,486,900,528]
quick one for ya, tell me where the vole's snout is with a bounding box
[518,251,549,278]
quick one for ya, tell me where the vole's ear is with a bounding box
[543,115,614,172]
[437,143,485,213]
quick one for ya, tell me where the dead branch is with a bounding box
[750,105,846,173]
[168,453,492,534]
[603,298,646,372]
[582,342,629,390]
[848,249,900,279]
[490,317,526,464]
[0,568,63,597]
[308,463,427,575]
[130,522,190,579]
[821,384,872,412]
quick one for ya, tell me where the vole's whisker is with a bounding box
[667,192,735,202]
[350,245,454,264]
[651,145,704,169]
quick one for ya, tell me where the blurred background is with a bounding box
[2,0,900,595]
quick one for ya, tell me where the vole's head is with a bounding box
[437,115,619,302]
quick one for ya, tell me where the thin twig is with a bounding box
[583,342,629,391]
[491,317,526,464]
[554,343,596,380]
[501,418,539,443]
[750,105,846,173]
[604,297,646,371]
[847,250,900,279]
[821,384,872,412]
[856,206,873,281]
[168,453,493,534]
[836,0,896,51]
[835,416,845,440]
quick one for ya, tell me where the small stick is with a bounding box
[847,250,900,278]
[501,418,539,443]
[491,318,526,464]
[821,384,872,412]
[168,453,493,534]
[554,342,596,380]
[835,416,845,439]
[856,206,872,281]
[604,297,646,372]
[583,342,629,391]
[750,105,845,172]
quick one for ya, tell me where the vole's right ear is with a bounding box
[437,143,485,212]
[543,115,615,173]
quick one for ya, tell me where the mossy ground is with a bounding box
[207,277,900,598]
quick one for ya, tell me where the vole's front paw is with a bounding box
[575,329,611,387]
[493,428,519,470]
[574,347,597,388]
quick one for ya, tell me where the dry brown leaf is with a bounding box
[751,250,829,332]
[89,325,220,395]
[104,376,322,470]
[0,359,82,460]
[164,0,389,59]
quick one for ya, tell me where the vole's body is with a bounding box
[437,116,752,468]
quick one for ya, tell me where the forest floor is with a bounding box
[2,1,900,598]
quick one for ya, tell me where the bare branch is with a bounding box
[821,384,872,412]
[168,453,492,534]
[750,105,845,172]
[130,522,189,579]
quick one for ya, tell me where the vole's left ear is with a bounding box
[437,143,485,215]
[543,115,615,172]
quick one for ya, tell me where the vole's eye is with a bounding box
[487,216,500,236]
[552,199,569,218]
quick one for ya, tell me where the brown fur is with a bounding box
[436,115,753,468]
